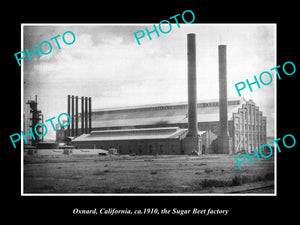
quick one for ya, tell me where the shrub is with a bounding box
[204,168,213,173]
[200,179,229,188]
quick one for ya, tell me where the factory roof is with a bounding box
[72,127,207,141]
[90,97,246,129]
[93,97,244,113]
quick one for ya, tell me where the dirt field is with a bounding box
[23,150,275,194]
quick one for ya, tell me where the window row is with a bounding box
[98,143,179,155]
[234,124,266,131]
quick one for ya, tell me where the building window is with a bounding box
[138,145,142,154]
[159,144,163,153]
[171,144,174,153]
[149,145,153,154]
[128,145,132,153]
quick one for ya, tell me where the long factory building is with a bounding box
[58,97,267,154]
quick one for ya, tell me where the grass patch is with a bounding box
[263,172,274,180]
[199,172,274,189]
[112,186,176,193]
[201,179,231,188]
[92,169,110,175]
[231,175,251,186]
[113,186,142,193]
[204,168,213,173]
[39,184,55,191]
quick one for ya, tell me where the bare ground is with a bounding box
[23,151,275,194]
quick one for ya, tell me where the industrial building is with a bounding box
[90,97,267,154]
[56,34,267,154]
[62,97,266,154]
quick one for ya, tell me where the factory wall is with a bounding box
[71,138,182,155]
[68,131,220,155]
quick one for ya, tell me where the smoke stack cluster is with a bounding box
[67,95,92,136]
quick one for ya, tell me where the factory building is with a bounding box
[71,127,216,155]
[66,97,266,154]
[57,34,267,154]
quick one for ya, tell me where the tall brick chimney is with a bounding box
[183,33,201,155]
[217,45,230,154]
[187,33,199,137]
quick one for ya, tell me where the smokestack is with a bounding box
[89,97,92,133]
[182,33,201,155]
[81,96,84,134]
[71,95,74,136]
[218,45,230,154]
[67,95,70,136]
[187,33,198,137]
[75,96,78,136]
[85,97,88,134]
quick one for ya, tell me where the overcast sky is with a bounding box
[23,24,276,140]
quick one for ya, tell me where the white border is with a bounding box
[21,24,24,195]
[274,23,277,196]
[21,23,277,196]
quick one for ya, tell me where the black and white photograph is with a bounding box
[4,5,298,221]
[21,24,276,195]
